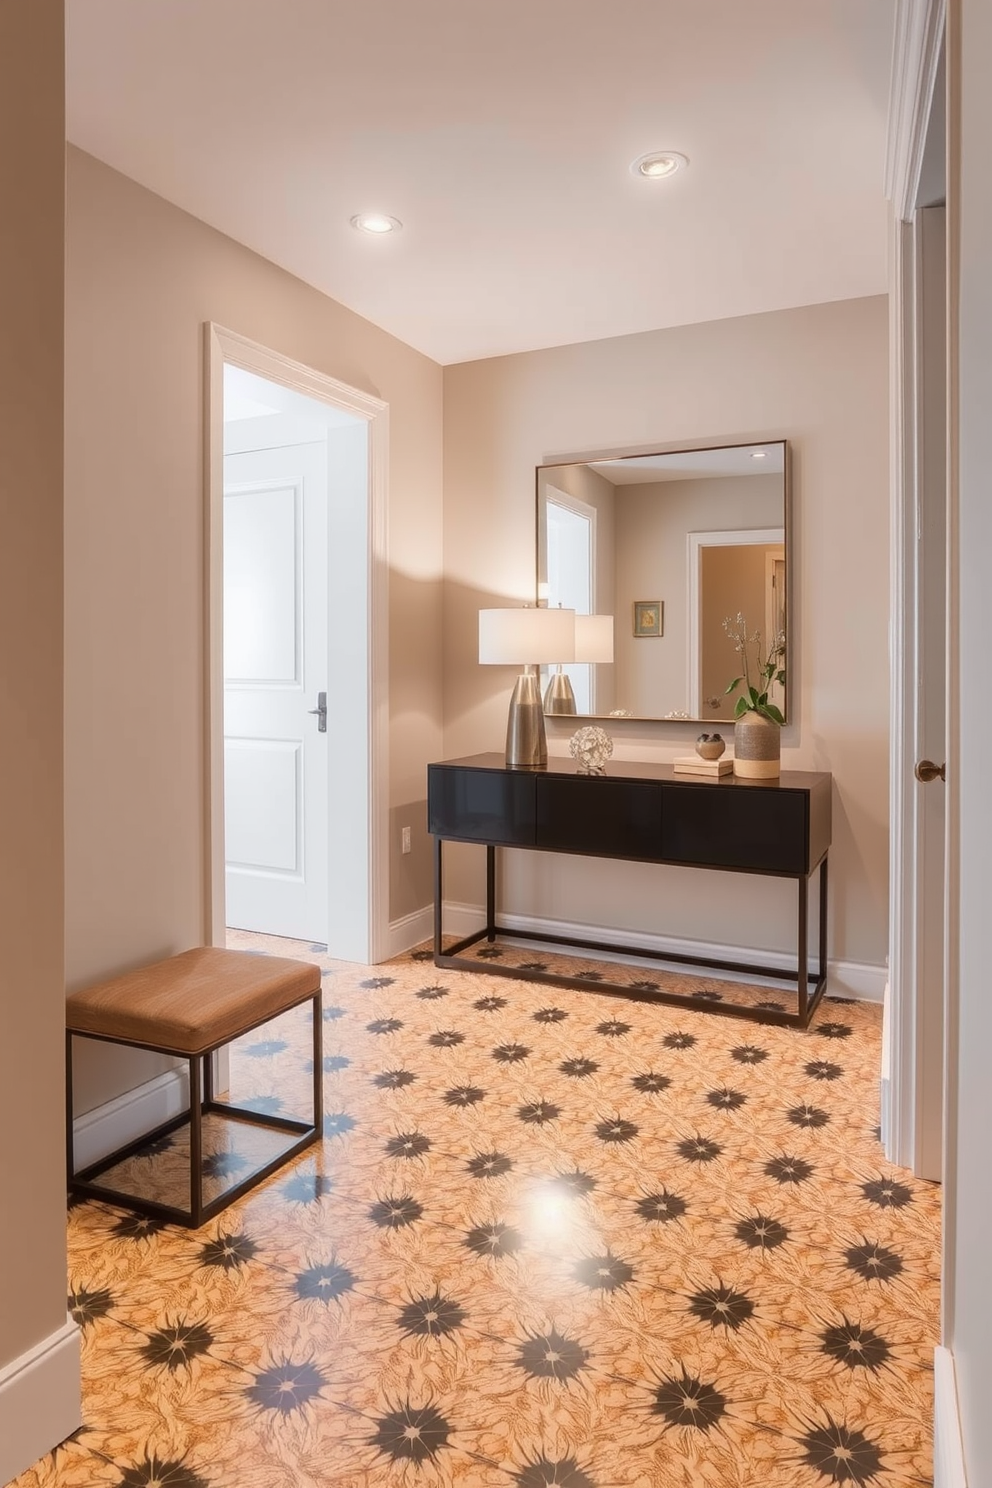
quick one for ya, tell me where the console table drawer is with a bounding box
[662,784,807,873]
[536,776,663,860]
[428,767,536,846]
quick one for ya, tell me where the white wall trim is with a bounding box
[887,215,918,1170]
[0,1317,81,1487]
[441,901,885,1002]
[204,324,390,965]
[387,906,434,959]
[933,1347,968,1488]
[886,0,947,221]
[70,1067,189,1172]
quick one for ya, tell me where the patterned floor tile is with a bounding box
[15,933,941,1488]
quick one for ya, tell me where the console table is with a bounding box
[427,753,831,1028]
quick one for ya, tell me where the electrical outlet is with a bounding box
[401,825,412,854]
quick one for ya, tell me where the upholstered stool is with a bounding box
[66,947,322,1227]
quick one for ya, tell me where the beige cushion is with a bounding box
[66,947,320,1055]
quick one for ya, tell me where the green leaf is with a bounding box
[724,676,743,695]
[775,670,786,684]
[747,685,760,706]
[734,696,750,718]
[764,703,785,725]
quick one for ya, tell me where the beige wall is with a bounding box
[443,296,889,967]
[65,149,443,1113]
[0,0,77,1452]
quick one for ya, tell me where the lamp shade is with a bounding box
[479,607,575,665]
[575,614,614,664]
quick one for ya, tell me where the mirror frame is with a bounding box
[536,439,791,724]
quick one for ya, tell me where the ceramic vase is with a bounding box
[733,710,781,778]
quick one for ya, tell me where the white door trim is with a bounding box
[204,324,390,962]
[885,0,947,223]
[884,3,947,1173]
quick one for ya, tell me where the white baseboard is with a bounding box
[72,1067,188,1171]
[934,1347,968,1488]
[0,1317,81,1486]
[440,901,886,1002]
[386,905,434,960]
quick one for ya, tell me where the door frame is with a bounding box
[686,527,784,718]
[884,0,946,1174]
[204,323,390,962]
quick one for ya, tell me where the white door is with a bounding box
[223,435,329,941]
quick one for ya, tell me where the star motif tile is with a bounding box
[18,930,940,1488]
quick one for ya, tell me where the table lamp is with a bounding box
[479,606,575,766]
[544,614,615,714]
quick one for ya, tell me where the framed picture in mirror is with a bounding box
[633,601,664,637]
[536,440,789,724]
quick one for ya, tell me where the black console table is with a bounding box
[427,753,831,1028]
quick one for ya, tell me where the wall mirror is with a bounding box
[536,440,789,723]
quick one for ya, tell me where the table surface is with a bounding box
[432,752,831,791]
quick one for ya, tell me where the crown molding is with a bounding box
[886,0,946,220]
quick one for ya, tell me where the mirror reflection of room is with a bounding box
[537,441,787,723]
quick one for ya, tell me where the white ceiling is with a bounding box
[589,444,786,484]
[66,0,896,366]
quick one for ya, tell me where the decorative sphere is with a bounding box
[568,725,614,775]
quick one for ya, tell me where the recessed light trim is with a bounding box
[631,151,689,180]
[351,213,403,235]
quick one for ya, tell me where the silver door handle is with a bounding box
[308,691,327,733]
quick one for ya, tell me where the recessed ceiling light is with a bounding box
[350,213,402,235]
[631,151,689,180]
[750,449,767,459]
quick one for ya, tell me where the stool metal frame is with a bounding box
[67,989,322,1228]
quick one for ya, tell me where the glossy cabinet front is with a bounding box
[428,753,830,876]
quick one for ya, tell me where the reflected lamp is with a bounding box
[544,614,615,715]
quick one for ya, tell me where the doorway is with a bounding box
[886,43,948,1184]
[205,326,389,965]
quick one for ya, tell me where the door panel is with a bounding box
[223,437,328,940]
[224,484,300,683]
[224,739,301,872]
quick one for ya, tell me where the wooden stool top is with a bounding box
[66,947,321,1055]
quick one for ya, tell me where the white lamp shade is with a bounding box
[479,606,575,665]
[575,614,614,664]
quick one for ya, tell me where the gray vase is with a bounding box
[733,710,781,778]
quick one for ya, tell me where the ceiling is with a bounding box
[66,0,897,366]
[586,444,786,484]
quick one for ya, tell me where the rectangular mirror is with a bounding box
[536,440,789,723]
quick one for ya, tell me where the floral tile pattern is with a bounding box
[16,931,940,1488]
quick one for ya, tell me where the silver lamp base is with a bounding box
[506,669,548,768]
[543,667,577,715]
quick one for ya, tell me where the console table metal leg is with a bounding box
[434,835,444,956]
[798,874,809,1025]
[819,855,829,983]
[486,845,497,941]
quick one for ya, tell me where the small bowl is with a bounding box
[695,733,726,761]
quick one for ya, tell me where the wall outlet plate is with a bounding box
[401,826,412,854]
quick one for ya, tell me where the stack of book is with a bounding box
[673,755,733,777]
